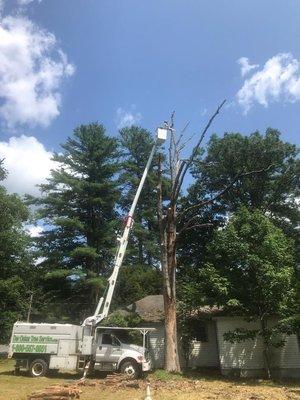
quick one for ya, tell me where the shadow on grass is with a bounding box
[150,368,300,389]
[0,367,109,382]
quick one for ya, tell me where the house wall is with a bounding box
[188,321,219,368]
[147,321,219,369]
[270,333,300,378]
[215,317,300,378]
[147,323,165,368]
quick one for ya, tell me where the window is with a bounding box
[112,336,120,347]
[189,320,208,342]
[194,322,208,342]
[102,334,112,345]
[101,333,121,346]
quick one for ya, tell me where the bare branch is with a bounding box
[178,222,213,235]
[176,121,190,147]
[179,164,274,217]
[178,131,197,152]
[168,111,176,185]
[170,110,175,129]
[171,100,226,205]
[240,164,274,177]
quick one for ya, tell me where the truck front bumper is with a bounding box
[142,360,152,372]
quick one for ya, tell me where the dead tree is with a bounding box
[157,101,226,372]
[157,100,273,372]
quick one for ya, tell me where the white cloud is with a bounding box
[26,224,43,237]
[0,16,74,128]
[237,57,259,77]
[237,53,300,113]
[116,107,142,129]
[18,0,37,4]
[0,135,55,196]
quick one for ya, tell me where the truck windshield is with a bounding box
[101,333,121,347]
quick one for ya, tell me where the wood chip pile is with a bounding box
[98,373,141,389]
[27,374,140,399]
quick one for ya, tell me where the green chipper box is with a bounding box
[8,322,84,376]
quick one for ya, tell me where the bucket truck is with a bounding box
[8,127,168,379]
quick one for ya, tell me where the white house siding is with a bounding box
[270,334,300,378]
[215,317,300,378]
[147,321,219,369]
[216,317,264,377]
[148,324,165,368]
[188,321,219,368]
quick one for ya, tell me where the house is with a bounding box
[122,295,300,378]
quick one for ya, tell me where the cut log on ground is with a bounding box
[27,384,81,399]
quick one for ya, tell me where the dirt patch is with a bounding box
[78,374,300,400]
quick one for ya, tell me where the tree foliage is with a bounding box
[118,126,169,267]
[32,123,119,321]
[114,265,162,308]
[191,129,298,227]
[179,129,299,268]
[0,161,34,342]
[32,124,165,323]
[184,207,297,377]
[112,126,166,309]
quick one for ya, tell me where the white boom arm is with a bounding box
[83,127,168,327]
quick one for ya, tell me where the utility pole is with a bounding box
[27,293,33,323]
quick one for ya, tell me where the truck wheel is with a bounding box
[29,359,48,377]
[119,360,140,379]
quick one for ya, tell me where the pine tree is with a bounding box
[112,126,168,307]
[118,126,163,267]
[34,123,119,321]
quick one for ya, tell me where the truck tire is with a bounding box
[29,359,48,377]
[119,360,141,379]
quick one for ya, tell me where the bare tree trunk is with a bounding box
[157,155,181,372]
[164,290,181,371]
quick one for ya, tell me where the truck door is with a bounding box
[96,333,122,364]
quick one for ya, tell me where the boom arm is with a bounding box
[83,127,168,327]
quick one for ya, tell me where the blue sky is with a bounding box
[0,0,299,197]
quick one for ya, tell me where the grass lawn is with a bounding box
[0,358,299,400]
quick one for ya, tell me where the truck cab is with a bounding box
[93,328,152,378]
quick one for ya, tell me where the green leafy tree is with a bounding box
[33,123,119,322]
[0,162,34,342]
[195,207,297,378]
[191,129,298,229]
[179,129,299,270]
